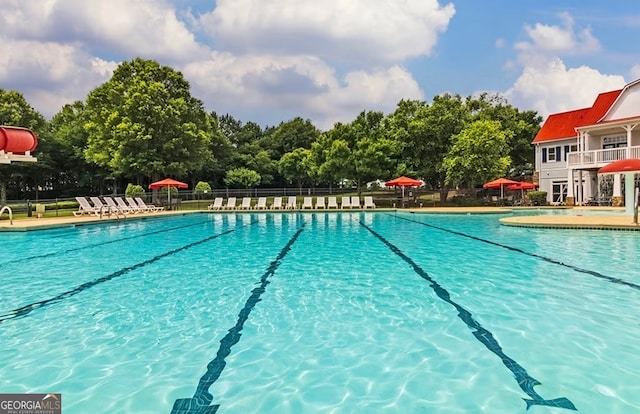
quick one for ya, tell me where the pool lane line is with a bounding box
[360,221,577,411]
[0,218,216,267]
[391,213,640,292]
[171,227,305,414]
[0,220,255,325]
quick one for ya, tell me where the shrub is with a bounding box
[125,184,145,198]
[527,191,547,206]
[194,181,212,196]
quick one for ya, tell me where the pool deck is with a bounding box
[0,206,639,231]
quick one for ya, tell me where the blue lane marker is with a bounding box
[0,218,214,267]
[0,226,242,325]
[360,221,577,411]
[171,227,305,414]
[392,213,640,291]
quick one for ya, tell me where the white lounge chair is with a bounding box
[271,197,283,210]
[224,197,237,210]
[208,197,223,210]
[239,197,252,210]
[73,197,101,216]
[286,196,297,210]
[351,196,361,209]
[301,197,313,209]
[327,196,338,209]
[254,197,267,210]
[341,196,351,209]
[136,197,164,212]
[363,196,376,209]
[91,196,114,214]
[315,196,326,209]
[115,197,137,213]
[126,197,145,213]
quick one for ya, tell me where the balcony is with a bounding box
[567,145,640,169]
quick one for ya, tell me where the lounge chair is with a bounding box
[341,196,351,209]
[126,197,145,213]
[91,196,115,214]
[239,197,252,210]
[135,197,164,212]
[315,196,326,209]
[363,196,376,209]
[208,197,223,210]
[301,197,313,209]
[286,196,297,210]
[224,197,237,210]
[327,196,338,209]
[254,197,267,210]
[73,197,101,216]
[271,197,283,210]
[115,196,137,213]
[351,196,361,209]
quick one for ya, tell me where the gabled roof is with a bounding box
[533,89,623,143]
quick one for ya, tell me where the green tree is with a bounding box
[261,117,320,159]
[0,89,48,203]
[442,119,511,191]
[83,58,213,185]
[224,167,261,189]
[194,181,212,196]
[279,148,312,193]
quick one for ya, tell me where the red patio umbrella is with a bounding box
[385,176,422,200]
[507,182,538,200]
[598,159,640,222]
[483,177,519,199]
[149,178,188,208]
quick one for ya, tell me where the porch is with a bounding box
[568,145,640,169]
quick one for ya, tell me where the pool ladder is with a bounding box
[0,205,13,225]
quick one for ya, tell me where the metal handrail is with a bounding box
[0,205,13,225]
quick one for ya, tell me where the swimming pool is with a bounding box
[0,212,638,413]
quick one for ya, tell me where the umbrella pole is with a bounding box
[168,186,171,210]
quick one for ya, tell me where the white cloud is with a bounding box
[630,64,640,81]
[0,0,208,63]
[0,36,117,117]
[503,12,626,117]
[504,58,626,117]
[514,12,600,65]
[198,0,455,64]
[183,53,423,129]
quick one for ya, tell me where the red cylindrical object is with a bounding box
[0,126,38,153]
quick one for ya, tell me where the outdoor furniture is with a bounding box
[350,196,361,208]
[224,197,237,210]
[271,197,283,209]
[341,196,351,209]
[208,197,223,210]
[286,196,297,210]
[315,196,326,209]
[327,197,338,209]
[301,197,313,209]
[363,196,376,209]
[254,197,267,210]
[239,197,252,210]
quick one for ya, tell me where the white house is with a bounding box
[533,79,640,205]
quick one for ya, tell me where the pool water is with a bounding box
[0,212,639,413]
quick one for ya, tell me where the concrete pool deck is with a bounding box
[0,206,639,231]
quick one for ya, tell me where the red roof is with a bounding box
[533,89,623,143]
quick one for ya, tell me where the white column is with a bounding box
[613,174,622,197]
[567,169,574,197]
[625,172,635,215]
[576,170,583,204]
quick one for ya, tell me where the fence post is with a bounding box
[27,199,32,217]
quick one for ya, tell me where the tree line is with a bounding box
[0,57,542,204]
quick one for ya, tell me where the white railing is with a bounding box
[567,145,640,167]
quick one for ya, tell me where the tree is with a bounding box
[388,94,470,203]
[83,58,213,186]
[224,167,261,189]
[261,117,320,159]
[442,119,511,191]
[0,89,48,203]
[278,148,312,193]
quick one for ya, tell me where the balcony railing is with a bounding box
[567,145,640,167]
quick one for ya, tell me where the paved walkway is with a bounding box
[1,206,638,231]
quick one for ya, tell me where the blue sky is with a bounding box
[1,1,638,130]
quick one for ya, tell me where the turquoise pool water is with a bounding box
[0,212,639,413]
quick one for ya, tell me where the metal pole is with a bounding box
[634,186,639,225]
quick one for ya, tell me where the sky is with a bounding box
[1,0,639,130]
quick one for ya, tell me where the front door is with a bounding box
[552,181,568,204]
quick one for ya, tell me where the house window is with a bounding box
[547,146,560,162]
[603,135,627,149]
